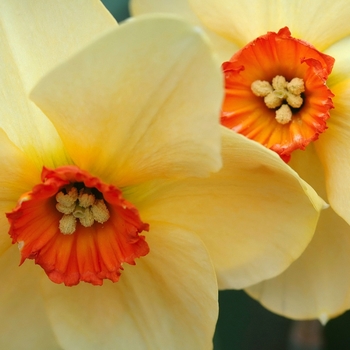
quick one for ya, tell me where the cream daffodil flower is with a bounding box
[0,1,325,348]
[131,0,350,321]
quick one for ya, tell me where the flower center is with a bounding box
[56,184,110,234]
[221,27,335,162]
[6,165,150,286]
[251,75,305,124]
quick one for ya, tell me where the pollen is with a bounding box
[56,186,110,234]
[251,75,305,124]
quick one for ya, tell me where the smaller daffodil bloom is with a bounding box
[131,0,350,321]
[0,2,325,349]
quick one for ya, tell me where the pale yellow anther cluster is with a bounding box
[56,186,110,235]
[251,75,305,124]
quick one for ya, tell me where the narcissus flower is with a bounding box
[0,1,324,349]
[131,0,350,321]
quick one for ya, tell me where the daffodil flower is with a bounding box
[0,1,325,348]
[131,0,350,321]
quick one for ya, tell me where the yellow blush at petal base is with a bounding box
[6,166,149,286]
[221,27,335,162]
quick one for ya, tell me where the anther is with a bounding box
[264,91,285,108]
[251,80,273,97]
[275,104,292,124]
[91,200,110,224]
[79,208,95,227]
[78,190,95,208]
[286,93,303,108]
[59,214,77,235]
[287,78,305,95]
[56,187,78,207]
[272,75,287,90]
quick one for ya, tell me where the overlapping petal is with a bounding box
[41,223,218,350]
[0,247,61,349]
[130,0,238,62]
[246,207,350,321]
[0,129,40,255]
[30,15,223,187]
[315,37,350,225]
[189,0,350,50]
[315,104,350,226]
[131,0,350,322]
[125,128,324,289]
[0,0,116,168]
[246,146,350,319]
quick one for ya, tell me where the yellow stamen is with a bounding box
[251,75,305,124]
[55,186,110,233]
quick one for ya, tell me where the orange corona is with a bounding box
[221,27,335,162]
[6,166,149,286]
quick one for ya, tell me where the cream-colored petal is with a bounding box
[246,206,350,321]
[131,0,238,62]
[0,129,40,255]
[131,0,199,22]
[126,127,324,289]
[316,37,350,225]
[314,80,350,225]
[31,15,223,186]
[189,0,350,50]
[326,36,350,88]
[41,223,218,350]
[288,145,327,200]
[0,0,116,168]
[246,146,350,319]
[0,246,61,349]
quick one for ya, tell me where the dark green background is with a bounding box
[101,1,350,348]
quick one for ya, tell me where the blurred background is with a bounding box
[101,1,350,349]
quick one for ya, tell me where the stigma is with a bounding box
[6,166,150,286]
[221,27,334,162]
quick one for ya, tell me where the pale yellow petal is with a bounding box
[189,0,350,50]
[314,80,350,225]
[246,146,350,319]
[288,145,327,200]
[314,37,350,225]
[31,15,223,186]
[0,129,40,255]
[131,0,238,62]
[126,127,324,289]
[0,247,61,349]
[246,207,350,321]
[41,223,218,350]
[131,0,199,22]
[0,0,116,168]
[326,36,350,88]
